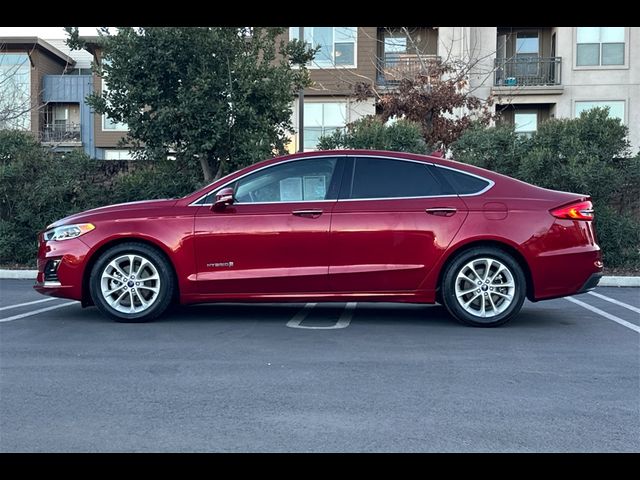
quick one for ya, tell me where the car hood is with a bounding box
[47,199,179,229]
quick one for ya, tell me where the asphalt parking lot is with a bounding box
[1,279,638,452]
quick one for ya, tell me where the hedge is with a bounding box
[0,130,203,266]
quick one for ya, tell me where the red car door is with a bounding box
[328,156,468,294]
[193,156,343,295]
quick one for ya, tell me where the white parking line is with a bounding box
[588,291,640,315]
[0,301,77,323]
[0,297,57,312]
[286,302,356,330]
[565,297,640,333]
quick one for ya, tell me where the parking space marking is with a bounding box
[0,301,77,323]
[588,291,640,315]
[286,302,356,330]
[0,297,58,312]
[337,302,357,327]
[565,297,640,333]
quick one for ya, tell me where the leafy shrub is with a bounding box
[0,131,108,265]
[0,131,204,266]
[317,116,429,153]
[110,159,203,204]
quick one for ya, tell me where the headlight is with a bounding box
[43,223,95,241]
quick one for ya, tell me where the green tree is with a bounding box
[317,116,428,153]
[66,27,316,183]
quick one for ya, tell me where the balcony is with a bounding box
[493,57,562,94]
[376,53,441,86]
[40,122,81,145]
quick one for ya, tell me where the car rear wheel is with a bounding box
[441,247,526,327]
[89,242,174,323]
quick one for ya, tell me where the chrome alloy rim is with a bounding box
[454,258,515,318]
[100,254,161,314]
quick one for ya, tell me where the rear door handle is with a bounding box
[426,207,457,217]
[292,209,323,218]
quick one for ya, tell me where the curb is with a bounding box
[1,269,38,279]
[599,276,640,287]
[1,269,639,286]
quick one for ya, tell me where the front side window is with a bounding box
[0,53,31,130]
[576,27,625,66]
[290,27,357,68]
[233,158,338,204]
[304,102,347,151]
[347,157,443,199]
[574,101,625,121]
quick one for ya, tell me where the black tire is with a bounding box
[441,247,526,327]
[89,242,175,323]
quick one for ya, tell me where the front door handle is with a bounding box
[426,207,457,217]
[292,209,323,218]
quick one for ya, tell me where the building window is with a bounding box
[290,27,357,68]
[101,79,128,131]
[514,112,538,136]
[574,101,625,121]
[576,27,625,66]
[0,53,31,130]
[303,102,347,151]
[384,33,408,55]
[103,149,132,160]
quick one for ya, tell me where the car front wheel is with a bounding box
[441,247,526,327]
[89,242,175,323]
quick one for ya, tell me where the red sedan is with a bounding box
[34,150,603,327]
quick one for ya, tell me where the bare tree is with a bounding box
[300,27,526,150]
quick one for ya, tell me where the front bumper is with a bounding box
[33,236,90,301]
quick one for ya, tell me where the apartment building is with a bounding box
[0,36,129,159]
[289,26,639,153]
[2,28,637,159]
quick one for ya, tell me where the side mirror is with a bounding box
[212,187,235,211]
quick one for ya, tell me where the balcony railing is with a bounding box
[377,53,441,85]
[494,57,562,87]
[40,122,81,143]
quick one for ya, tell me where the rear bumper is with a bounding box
[577,272,602,293]
[531,247,603,301]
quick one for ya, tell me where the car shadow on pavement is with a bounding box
[162,303,306,324]
[55,300,574,331]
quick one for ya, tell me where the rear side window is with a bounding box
[432,166,491,195]
[348,157,443,199]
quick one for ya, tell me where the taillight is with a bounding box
[551,200,594,221]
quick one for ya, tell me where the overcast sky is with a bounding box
[0,27,101,39]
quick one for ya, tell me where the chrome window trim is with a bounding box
[337,194,460,202]
[189,154,494,206]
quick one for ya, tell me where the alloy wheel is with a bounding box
[100,254,161,314]
[454,257,516,318]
